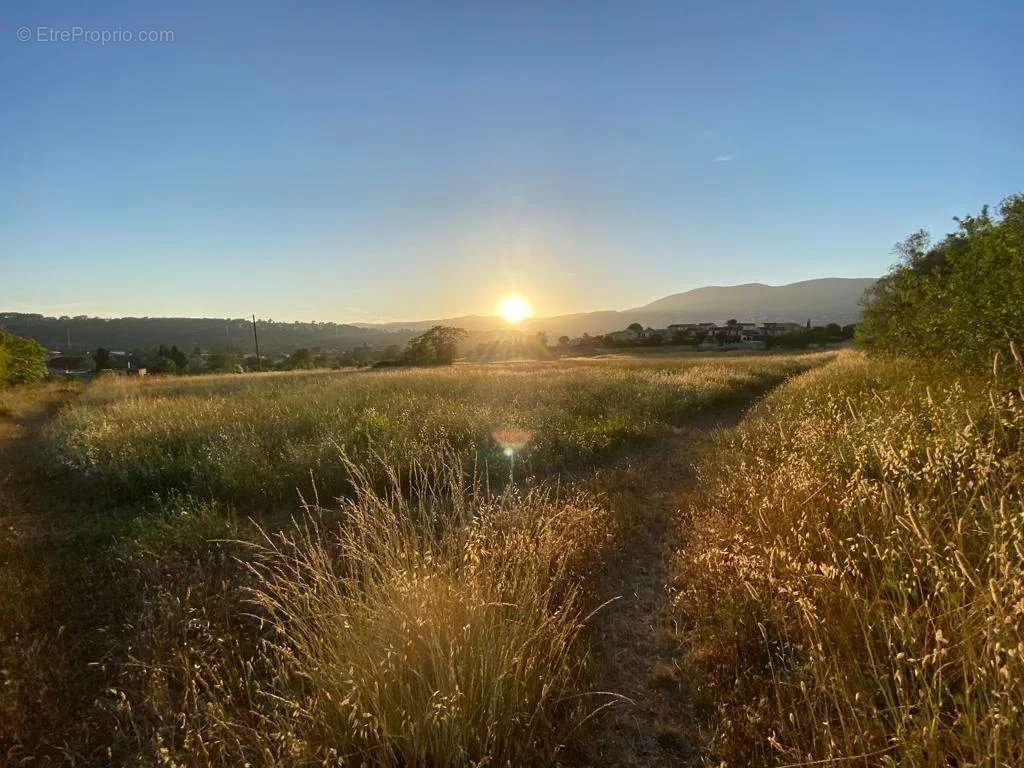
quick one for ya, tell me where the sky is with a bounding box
[2,1,1022,323]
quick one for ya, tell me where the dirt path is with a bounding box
[0,384,78,531]
[576,400,754,767]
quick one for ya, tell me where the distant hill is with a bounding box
[0,314,414,356]
[363,278,877,338]
[3,279,875,354]
[629,278,876,317]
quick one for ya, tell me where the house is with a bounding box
[608,329,639,343]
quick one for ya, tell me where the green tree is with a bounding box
[858,194,1024,369]
[288,348,314,369]
[94,347,112,371]
[0,330,47,385]
[207,349,242,372]
[403,326,467,365]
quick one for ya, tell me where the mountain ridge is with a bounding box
[3,278,876,352]
[362,278,876,337]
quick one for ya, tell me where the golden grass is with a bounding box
[116,456,613,766]
[47,353,829,505]
[673,350,1024,766]
[3,351,833,764]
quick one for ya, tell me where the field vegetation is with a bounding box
[46,353,824,506]
[3,350,828,765]
[673,351,1024,766]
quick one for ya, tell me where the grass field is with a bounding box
[673,351,1024,766]
[46,353,827,506]
[9,347,1020,766]
[3,350,829,765]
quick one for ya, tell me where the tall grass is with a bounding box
[673,350,1024,765]
[46,354,827,505]
[116,455,614,766]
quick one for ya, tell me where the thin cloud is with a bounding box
[713,154,734,163]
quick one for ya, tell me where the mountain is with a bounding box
[3,278,876,354]
[627,277,875,323]
[363,278,877,339]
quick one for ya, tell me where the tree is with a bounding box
[403,326,467,365]
[627,322,644,333]
[0,330,47,385]
[288,348,314,369]
[154,344,189,372]
[558,335,570,347]
[857,194,1024,369]
[94,347,112,371]
[207,348,242,372]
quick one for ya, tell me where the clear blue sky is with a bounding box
[3,1,1021,322]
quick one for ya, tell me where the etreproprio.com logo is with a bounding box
[17,25,175,44]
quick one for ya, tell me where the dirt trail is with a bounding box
[0,386,77,533]
[577,400,754,767]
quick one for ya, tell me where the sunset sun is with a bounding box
[497,295,532,325]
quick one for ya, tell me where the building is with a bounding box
[608,329,639,343]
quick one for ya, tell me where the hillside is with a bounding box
[365,278,876,338]
[0,314,414,356]
[2,279,875,354]
[630,277,875,318]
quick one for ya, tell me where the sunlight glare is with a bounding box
[497,295,532,325]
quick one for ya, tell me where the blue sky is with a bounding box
[3,1,1021,322]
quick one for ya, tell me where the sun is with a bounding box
[497,295,533,325]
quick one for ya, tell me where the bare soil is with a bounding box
[573,402,754,767]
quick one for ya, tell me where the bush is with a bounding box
[858,194,1024,370]
[0,329,47,385]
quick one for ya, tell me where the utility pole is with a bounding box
[251,314,262,371]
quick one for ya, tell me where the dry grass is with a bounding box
[46,353,828,506]
[114,456,614,766]
[1,351,832,764]
[673,350,1024,766]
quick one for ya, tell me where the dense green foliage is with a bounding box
[0,329,48,385]
[857,194,1024,369]
[403,325,467,365]
[765,322,855,348]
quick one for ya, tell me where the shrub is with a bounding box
[858,194,1024,370]
[0,329,47,385]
